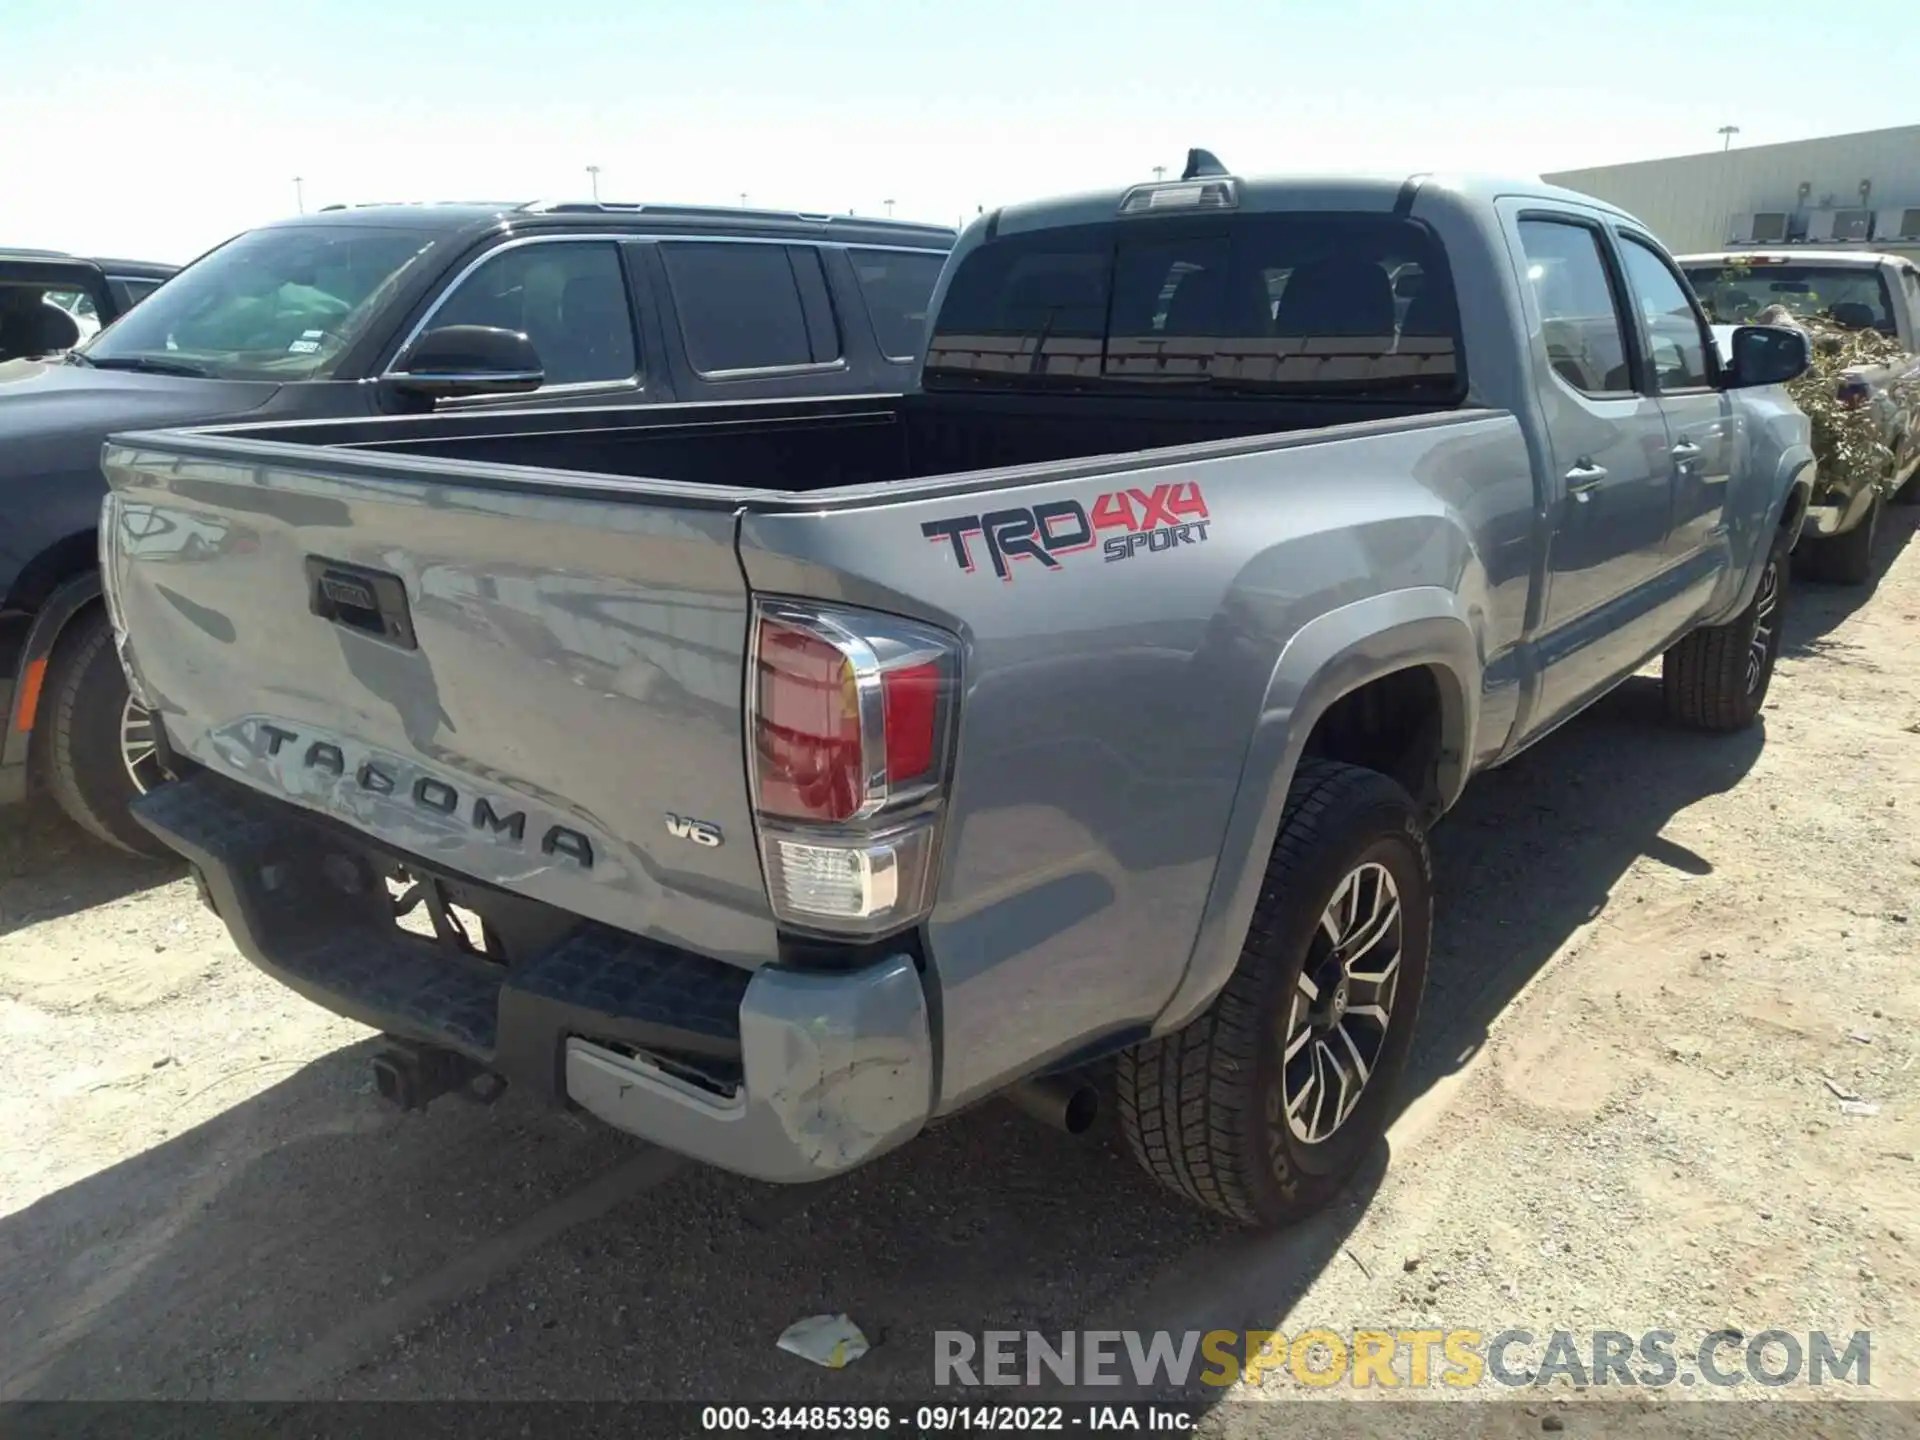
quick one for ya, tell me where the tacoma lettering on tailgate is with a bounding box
[226,719,596,869]
[922,481,1210,581]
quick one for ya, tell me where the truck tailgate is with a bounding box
[100,440,779,967]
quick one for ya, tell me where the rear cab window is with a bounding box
[1682,258,1898,336]
[923,211,1463,399]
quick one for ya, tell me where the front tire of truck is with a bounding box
[1662,528,1790,733]
[1116,759,1432,1228]
[38,608,173,858]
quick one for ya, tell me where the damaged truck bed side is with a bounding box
[101,165,1814,1226]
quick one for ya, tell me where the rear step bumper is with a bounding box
[130,773,936,1183]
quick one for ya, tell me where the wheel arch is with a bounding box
[3,569,106,777]
[1776,459,1814,541]
[1699,447,1815,630]
[5,527,99,616]
[1151,587,1479,1037]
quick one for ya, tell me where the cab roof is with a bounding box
[982,166,1637,239]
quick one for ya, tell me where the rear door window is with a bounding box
[661,242,841,374]
[847,247,947,360]
[924,213,1461,397]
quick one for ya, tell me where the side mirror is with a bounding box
[389,325,544,400]
[1720,324,1809,389]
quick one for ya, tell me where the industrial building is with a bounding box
[1544,125,1920,257]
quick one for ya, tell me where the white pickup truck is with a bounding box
[1683,250,1920,583]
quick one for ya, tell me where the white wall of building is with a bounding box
[1544,125,1920,257]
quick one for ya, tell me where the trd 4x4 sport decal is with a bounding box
[921,481,1211,582]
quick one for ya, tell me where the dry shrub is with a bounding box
[1772,316,1903,496]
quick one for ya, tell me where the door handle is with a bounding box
[1565,463,1608,499]
[1671,439,1702,466]
[306,556,418,650]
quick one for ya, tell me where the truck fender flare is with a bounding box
[2,570,104,776]
[1775,451,1815,537]
[1702,447,1814,629]
[1150,587,1478,1037]
[1697,451,1812,629]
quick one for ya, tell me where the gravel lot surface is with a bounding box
[3,510,1916,1431]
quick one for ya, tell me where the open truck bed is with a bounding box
[157,386,1471,497]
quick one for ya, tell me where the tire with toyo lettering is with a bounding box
[37,607,174,857]
[1115,758,1432,1227]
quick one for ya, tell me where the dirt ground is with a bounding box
[2,510,1917,1428]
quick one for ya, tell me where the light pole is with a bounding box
[1717,125,1740,152]
[884,198,895,217]
[740,192,749,207]
[292,176,305,214]
[586,165,601,202]
[1152,165,1166,182]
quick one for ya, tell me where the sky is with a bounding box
[6,0,1914,265]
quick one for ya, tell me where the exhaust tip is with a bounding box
[1005,1075,1100,1135]
[1060,1083,1099,1135]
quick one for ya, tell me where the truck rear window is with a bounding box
[924,212,1461,399]
[1681,261,1896,335]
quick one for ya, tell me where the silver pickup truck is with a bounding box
[99,161,1814,1228]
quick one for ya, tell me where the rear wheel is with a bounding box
[1795,491,1880,586]
[1662,528,1789,732]
[1115,760,1431,1227]
[38,608,173,857]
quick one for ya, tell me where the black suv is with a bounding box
[1,202,955,852]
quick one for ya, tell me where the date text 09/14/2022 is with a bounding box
[699,1403,1194,1432]
[921,482,1211,582]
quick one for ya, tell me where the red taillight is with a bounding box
[754,617,865,823]
[881,662,940,785]
[748,600,959,936]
